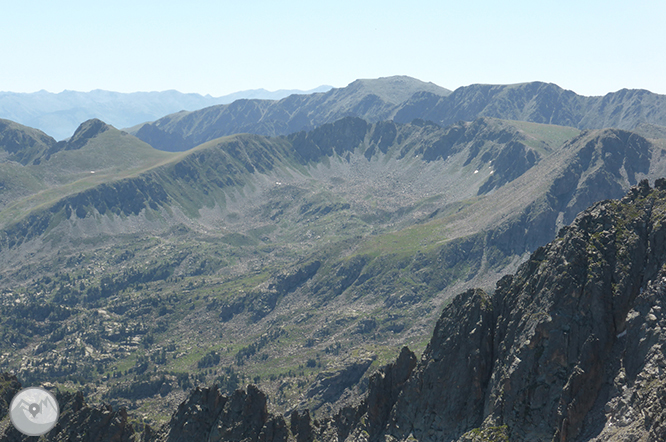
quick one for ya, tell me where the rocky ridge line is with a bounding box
[133,80,666,152]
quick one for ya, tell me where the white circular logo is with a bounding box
[9,387,59,436]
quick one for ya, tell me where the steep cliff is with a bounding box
[370,179,666,441]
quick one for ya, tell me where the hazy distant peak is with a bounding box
[0,87,335,140]
[216,85,334,103]
[342,75,451,104]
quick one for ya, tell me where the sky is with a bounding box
[2,0,665,97]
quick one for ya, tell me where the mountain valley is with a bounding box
[0,77,666,440]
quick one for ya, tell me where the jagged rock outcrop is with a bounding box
[157,385,227,442]
[142,348,416,442]
[300,356,374,413]
[387,179,666,441]
[347,346,418,440]
[155,384,288,442]
[387,289,495,440]
[338,179,666,442]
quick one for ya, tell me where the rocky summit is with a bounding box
[5,180,664,440]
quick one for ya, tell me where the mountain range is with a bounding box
[0,76,665,440]
[0,85,332,141]
[128,76,666,153]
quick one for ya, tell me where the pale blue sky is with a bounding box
[2,0,665,96]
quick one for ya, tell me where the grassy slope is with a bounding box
[0,118,55,165]
[0,127,176,227]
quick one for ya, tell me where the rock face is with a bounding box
[350,179,666,442]
[388,289,495,440]
[383,179,666,441]
[300,356,375,413]
[157,384,288,442]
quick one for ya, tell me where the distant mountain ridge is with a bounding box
[394,82,666,130]
[130,78,666,152]
[130,76,453,151]
[216,85,333,102]
[0,86,332,141]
